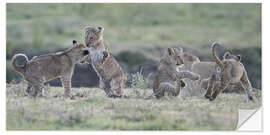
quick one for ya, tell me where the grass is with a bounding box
[6,4,261,59]
[6,3,262,86]
[6,81,261,130]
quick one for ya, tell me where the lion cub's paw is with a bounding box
[204,94,211,99]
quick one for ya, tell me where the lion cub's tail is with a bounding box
[211,42,224,68]
[11,53,28,74]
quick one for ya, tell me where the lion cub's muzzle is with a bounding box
[80,49,90,64]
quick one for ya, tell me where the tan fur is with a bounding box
[11,40,89,98]
[151,47,200,99]
[178,62,218,96]
[175,46,244,96]
[173,47,200,65]
[173,47,203,96]
[83,26,127,98]
[205,42,254,101]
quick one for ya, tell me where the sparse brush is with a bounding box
[130,68,149,97]
[252,89,262,101]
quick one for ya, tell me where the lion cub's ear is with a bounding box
[237,55,241,61]
[172,47,183,54]
[176,46,184,53]
[223,51,231,59]
[84,26,93,32]
[72,40,78,46]
[168,48,175,56]
[97,26,104,32]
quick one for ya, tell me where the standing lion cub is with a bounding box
[205,42,254,101]
[11,40,89,98]
[83,26,127,98]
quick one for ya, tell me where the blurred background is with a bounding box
[6,3,261,89]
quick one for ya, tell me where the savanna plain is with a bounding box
[6,3,262,130]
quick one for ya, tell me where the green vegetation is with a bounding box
[117,51,147,67]
[6,3,261,83]
[7,3,261,57]
[6,82,261,130]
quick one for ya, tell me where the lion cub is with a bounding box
[83,26,127,98]
[11,40,89,98]
[151,47,200,99]
[205,42,254,101]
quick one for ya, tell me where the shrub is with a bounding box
[117,51,147,67]
[130,68,149,97]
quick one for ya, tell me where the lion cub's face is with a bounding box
[223,51,241,62]
[166,47,184,66]
[215,51,241,74]
[84,26,104,48]
[71,40,89,62]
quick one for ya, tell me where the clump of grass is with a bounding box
[6,80,52,97]
[252,89,262,102]
[130,68,149,97]
[6,80,28,96]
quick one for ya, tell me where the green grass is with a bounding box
[6,82,261,130]
[6,4,262,85]
[7,3,261,59]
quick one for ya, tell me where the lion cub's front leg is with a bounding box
[61,75,73,98]
[176,70,200,81]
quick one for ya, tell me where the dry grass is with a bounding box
[6,81,261,130]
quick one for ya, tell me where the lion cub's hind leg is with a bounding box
[32,83,44,97]
[209,81,228,101]
[25,77,44,97]
[157,82,179,98]
[240,71,254,101]
[110,78,124,98]
[103,80,116,98]
[204,74,216,99]
[154,86,165,99]
[103,78,123,98]
[25,83,33,96]
[204,83,214,99]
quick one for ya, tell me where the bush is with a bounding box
[130,69,149,97]
[116,51,147,67]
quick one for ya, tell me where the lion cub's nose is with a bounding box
[180,80,186,88]
[103,51,109,58]
[83,50,89,55]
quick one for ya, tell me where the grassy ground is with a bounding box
[6,82,261,130]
